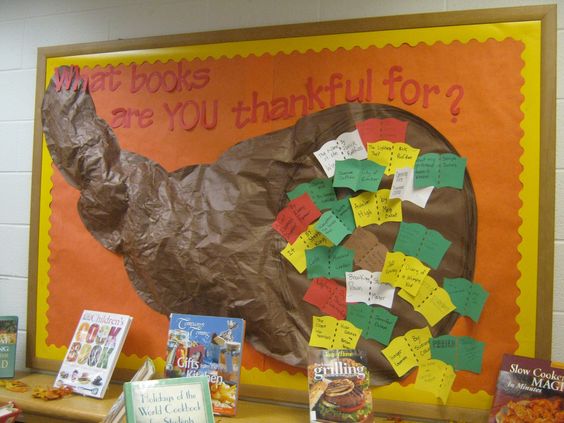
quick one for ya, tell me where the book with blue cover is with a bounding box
[165,313,245,416]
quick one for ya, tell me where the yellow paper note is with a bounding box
[281,224,332,272]
[349,190,402,227]
[382,326,432,377]
[309,316,362,349]
[398,274,435,306]
[393,143,420,173]
[349,191,379,227]
[334,320,362,349]
[399,276,456,326]
[281,237,309,273]
[375,189,402,223]
[381,336,418,377]
[367,141,394,171]
[381,252,429,295]
[418,288,455,326]
[397,255,429,296]
[380,251,404,284]
[309,316,337,349]
[405,326,432,363]
[368,141,420,175]
[415,359,456,404]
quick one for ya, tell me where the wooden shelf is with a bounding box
[0,372,308,422]
[1,372,489,422]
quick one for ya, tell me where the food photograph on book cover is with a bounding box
[308,349,373,423]
[54,310,132,398]
[0,317,18,379]
[165,314,245,416]
[489,355,564,423]
[31,14,550,413]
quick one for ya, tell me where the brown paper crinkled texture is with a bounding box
[42,68,476,385]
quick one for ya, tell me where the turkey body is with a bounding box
[42,68,476,384]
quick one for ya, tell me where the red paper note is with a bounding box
[272,193,321,243]
[356,118,408,147]
[303,278,347,320]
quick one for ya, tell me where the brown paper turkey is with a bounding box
[42,66,476,385]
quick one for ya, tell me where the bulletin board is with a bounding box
[28,5,556,420]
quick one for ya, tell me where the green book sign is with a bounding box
[124,376,214,423]
[0,316,18,378]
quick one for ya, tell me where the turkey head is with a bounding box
[42,66,476,384]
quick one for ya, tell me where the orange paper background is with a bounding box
[45,38,524,394]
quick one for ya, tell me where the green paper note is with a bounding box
[347,303,397,345]
[288,178,337,210]
[331,197,356,232]
[457,336,485,373]
[414,153,467,189]
[305,246,354,279]
[315,210,352,245]
[306,246,330,279]
[430,335,484,373]
[347,303,371,330]
[418,230,451,269]
[365,307,397,345]
[413,153,438,189]
[393,222,451,269]
[330,246,355,279]
[440,154,467,189]
[443,277,489,322]
[333,159,385,192]
[394,222,427,257]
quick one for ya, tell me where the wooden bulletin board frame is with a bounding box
[28,5,556,421]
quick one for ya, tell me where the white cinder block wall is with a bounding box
[0,0,562,370]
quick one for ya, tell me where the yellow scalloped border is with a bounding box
[37,20,541,410]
